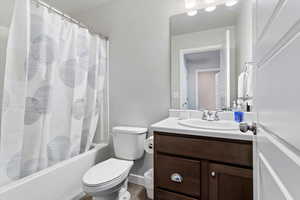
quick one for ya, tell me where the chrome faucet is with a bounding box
[202,110,209,120]
[202,110,220,121]
[212,111,220,121]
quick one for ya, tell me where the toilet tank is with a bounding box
[112,126,147,160]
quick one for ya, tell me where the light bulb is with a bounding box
[185,0,197,9]
[225,0,238,7]
[187,9,198,16]
[205,6,216,12]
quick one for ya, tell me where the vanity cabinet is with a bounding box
[154,132,253,200]
[208,163,253,200]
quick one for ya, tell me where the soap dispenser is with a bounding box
[234,100,244,123]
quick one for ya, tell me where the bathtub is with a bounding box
[0,143,111,200]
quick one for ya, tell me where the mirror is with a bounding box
[170,0,253,111]
[0,28,10,113]
[0,0,13,115]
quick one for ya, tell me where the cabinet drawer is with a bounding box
[155,133,252,167]
[156,189,198,200]
[155,154,201,197]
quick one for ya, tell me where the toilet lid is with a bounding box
[82,158,133,187]
[112,126,147,135]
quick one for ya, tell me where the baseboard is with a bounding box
[128,173,145,186]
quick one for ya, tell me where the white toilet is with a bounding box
[82,126,147,200]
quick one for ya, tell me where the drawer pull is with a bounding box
[211,171,216,177]
[170,173,183,183]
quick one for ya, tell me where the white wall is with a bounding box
[76,0,181,176]
[236,0,253,74]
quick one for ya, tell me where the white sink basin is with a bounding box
[178,119,239,131]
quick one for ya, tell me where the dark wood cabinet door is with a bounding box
[209,163,253,200]
[156,189,198,200]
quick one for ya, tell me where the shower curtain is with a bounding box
[0,0,108,186]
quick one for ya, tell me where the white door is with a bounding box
[197,71,216,110]
[254,0,300,199]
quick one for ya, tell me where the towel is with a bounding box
[246,65,254,98]
[238,72,246,98]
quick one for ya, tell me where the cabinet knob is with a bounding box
[170,173,183,183]
[211,171,216,177]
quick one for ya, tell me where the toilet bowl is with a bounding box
[82,126,147,200]
[82,158,133,200]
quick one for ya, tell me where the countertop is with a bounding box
[150,117,253,141]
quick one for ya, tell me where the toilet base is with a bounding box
[90,179,130,200]
[92,189,130,200]
[93,192,118,200]
[118,189,131,200]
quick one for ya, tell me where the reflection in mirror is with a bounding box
[0,27,8,111]
[0,0,12,122]
[170,0,253,111]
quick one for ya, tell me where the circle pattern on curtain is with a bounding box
[59,59,85,88]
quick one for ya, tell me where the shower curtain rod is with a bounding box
[30,0,109,40]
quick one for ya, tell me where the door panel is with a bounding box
[156,189,198,200]
[256,1,300,64]
[258,129,300,198]
[259,158,287,200]
[256,34,300,149]
[197,71,216,110]
[255,0,300,199]
[209,163,253,200]
[256,0,282,38]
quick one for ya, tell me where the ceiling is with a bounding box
[42,0,113,15]
[171,3,240,36]
[0,0,113,27]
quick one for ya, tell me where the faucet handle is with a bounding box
[202,110,209,120]
[211,110,220,121]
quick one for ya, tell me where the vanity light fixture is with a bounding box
[187,9,198,16]
[204,0,216,12]
[205,6,216,12]
[185,0,198,16]
[185,0,197,9]
[225,0,238,7]
[184,0,239,16]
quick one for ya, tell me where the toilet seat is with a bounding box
[82,158,133,191]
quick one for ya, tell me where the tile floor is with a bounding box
[81,183,150,200]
